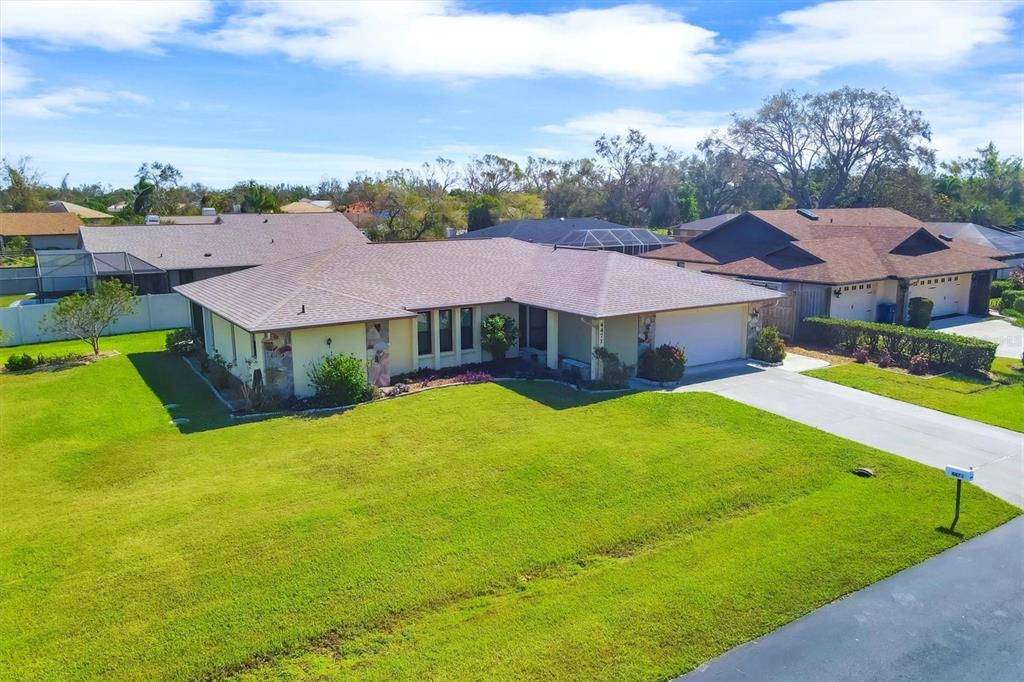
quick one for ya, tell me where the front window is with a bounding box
[529,307,547,351]
[460,307,474,350]
[439,309,453,353]
[417,312,432,355]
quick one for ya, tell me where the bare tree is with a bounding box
[464,154,524,195]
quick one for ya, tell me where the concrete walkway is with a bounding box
[680,515,1024,682]
[674,361,1024,507]
[931,315,1023,359]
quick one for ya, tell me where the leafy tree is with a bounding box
[43,279,138,355]
[935,144,1023,226]
[240,181,279,213]
[467,194,500,230]
[1,157,44,212]
[726,88,933,208]
[464,154,525,195]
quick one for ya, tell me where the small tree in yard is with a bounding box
[43,279,137,355]
[480,313,518,361]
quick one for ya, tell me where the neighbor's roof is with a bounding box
[644,208,1004,284]
[927,222,1024,257]
[454,217,671,247]
[175,238,783,332]
[46,201,112,220]
[80,213,368,271]
[0,212,82,236]
[280,200,334,214]
[672,213,737,233]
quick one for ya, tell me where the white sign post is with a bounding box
[944,465,974,532]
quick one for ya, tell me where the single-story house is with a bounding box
[46,201,113,223]
[672,214,737,240]
[642,208,1005,337]
[927,222,1024,278]
[174,238,783,398]
[0,212,84,249]
[454,217,673,255]
[280,199,334,214]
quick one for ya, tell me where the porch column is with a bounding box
[546,309,558,369]
[590,319,604,380]
[431,308,441,369]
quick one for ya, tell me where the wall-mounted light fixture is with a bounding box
[833,289,842,298]
[326,337,332,346]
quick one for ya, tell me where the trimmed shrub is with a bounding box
[639,344,686,382]
[907,297,933,328]
[592,346,633,389]
[208,352,233,389]
[803,317,996,373]
[165,328,201,355]
[480,314,518,361]
[751,326,786,363]
[5,353,36,371]
[1014,298,1024,314]
[1001,289,1024,311]
[877,348,895,368]
[990,279,1021,298]
[853,346,870,363]
[909,354,930,375]
[307,353,370,406]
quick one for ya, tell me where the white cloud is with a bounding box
[0,0,213,51]
[734,0,1019,79]
[207,1,720,87]
[539,108,729,151]
[0,43,33,93]
[903,85,1024,160]
[0,141,428,186]
[3,87,148,118]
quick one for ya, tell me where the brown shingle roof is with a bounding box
[645,209,1003,284]
[0,212,82,236]
[175,238,783,332]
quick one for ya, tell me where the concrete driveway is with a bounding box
[930,315,1023,359]
[673,362,1024,507]
[680,515,1024,682]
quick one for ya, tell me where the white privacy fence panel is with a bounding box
[0,293,190,347]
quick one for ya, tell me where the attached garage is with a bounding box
[830,282,877,321]
[653,304,747,366]
[908,275,969,317]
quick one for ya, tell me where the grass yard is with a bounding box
[806,358,1024,432]
[0,332,1018,681]
[0,293,32,307]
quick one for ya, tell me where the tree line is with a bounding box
[2,87,1021,241]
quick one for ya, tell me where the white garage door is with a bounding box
[830,283,876,321]
[654,304,746,366]
[909,275,968,317]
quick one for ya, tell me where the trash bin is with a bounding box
[876,302,897,324]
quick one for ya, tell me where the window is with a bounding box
[518,304,528,348]
[417,311,432,355]
[460,307,474,350]
[439,309,453,353]
[529,307,547,351]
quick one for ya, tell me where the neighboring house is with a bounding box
[174,238,782,398]
[454,217,673,255]
[280,199,334,214]
[46,201,113,223]
[927,222,1024,277]
[0,212,83,249]
[642,208,1004,337]
[78,214,369,330]
[672,213,737,240]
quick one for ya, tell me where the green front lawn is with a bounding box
[0,293,32,308]
[1,332,1017,681]
[806,358,1024,432]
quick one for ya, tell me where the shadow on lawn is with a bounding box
[494,379,633,410]
[127,352,234,434]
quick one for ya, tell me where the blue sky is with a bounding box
[1,0,1022,188]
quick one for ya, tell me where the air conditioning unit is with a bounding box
[200,207,217,216]
[144,215,160,225]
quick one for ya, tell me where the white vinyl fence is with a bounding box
[0,293,191,347]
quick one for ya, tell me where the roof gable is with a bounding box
[889,228,947,256]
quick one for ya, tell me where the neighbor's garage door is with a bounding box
[909,275,968,317]
[655,304,746,366]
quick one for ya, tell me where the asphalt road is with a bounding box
[680,516,1024,682]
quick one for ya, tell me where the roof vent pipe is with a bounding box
[939,233,954,241]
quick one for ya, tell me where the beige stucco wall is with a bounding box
[602,315,639,370]
[290,322,366,397]
[558,311,594,363]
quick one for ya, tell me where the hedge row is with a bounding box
[1001,289,1024,310]
[803,317,996,373]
